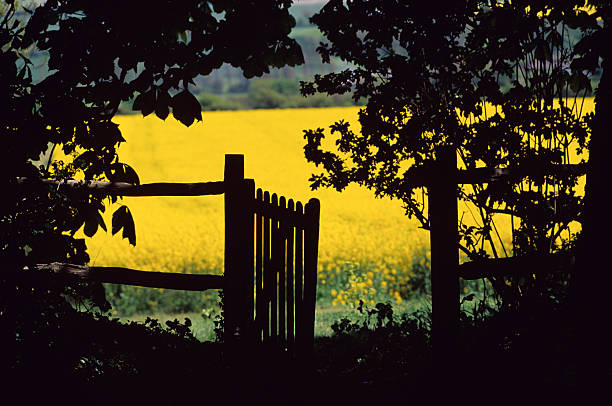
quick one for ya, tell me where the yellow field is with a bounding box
[78,107,428,307]
[71,101,591,311]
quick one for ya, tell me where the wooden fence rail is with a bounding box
[16,177,226,196]
[18,154,320,359]
[458,253,575,280]
[27,262,224,291]
[402,162,585,188]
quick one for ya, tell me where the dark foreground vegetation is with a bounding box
[3,269,578,404]
[3,0,609,403]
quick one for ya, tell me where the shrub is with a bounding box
[315,301,432,386]
[197,93,243,111]
[247,86,286,109]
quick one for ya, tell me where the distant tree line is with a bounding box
[116,2,357,113]
[118,77,362,113]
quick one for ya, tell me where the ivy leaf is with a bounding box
[171,90,202,126]
[112,205,136,246]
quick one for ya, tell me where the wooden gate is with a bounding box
[252,188,319,357]
[223,154,320,358]
[22,154,320,358]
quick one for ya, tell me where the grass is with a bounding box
[116,307,350,342]
[116,311,218,342]
[115,296,434,342]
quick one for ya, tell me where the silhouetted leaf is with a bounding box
[122,216,136,246]
[91,121,125,148]
[83,211,98,237]
[106,162,140,185]
[171,90,202,126]
[142,90,156,117]
[132,92,144,110]
[91,282,111,312]
[155,90,171,120]
[97,211,107,232]
[123,164,140,185]
[112,205,136,246]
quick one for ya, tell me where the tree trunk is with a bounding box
[571,21,612,389]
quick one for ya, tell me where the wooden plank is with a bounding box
[270,193,279,341]
[459,253,575,280]
[294,201,304,349]
[303,198,320,359]
[224,154,245,342]
[286,199,295,353]
[29,262,224,291]
[244,178,255,341]
[16,178,225,196]
[428,148,460,364]
[255,188,264,341]
[263,191,271,341]
[278,196,287,345]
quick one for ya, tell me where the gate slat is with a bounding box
[278,196,287,345]
[287,199,295,351]
[270,193,279,341]
[295,201,304,348]
[263,191,271,341]
[245,179,255,340]
[255,188,264,340]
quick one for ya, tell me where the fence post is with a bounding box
[428,147,460,373]
[302,198,320,360]
[224,154,254,344]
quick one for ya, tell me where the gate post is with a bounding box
[428,147,460,373]
[224,154,254,344]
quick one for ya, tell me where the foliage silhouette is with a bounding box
[1,0,304,389]
[301,0,612,392]
[301,0,600,312]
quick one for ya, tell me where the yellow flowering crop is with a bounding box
[61,100,592,314]
[62,107,429,312]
